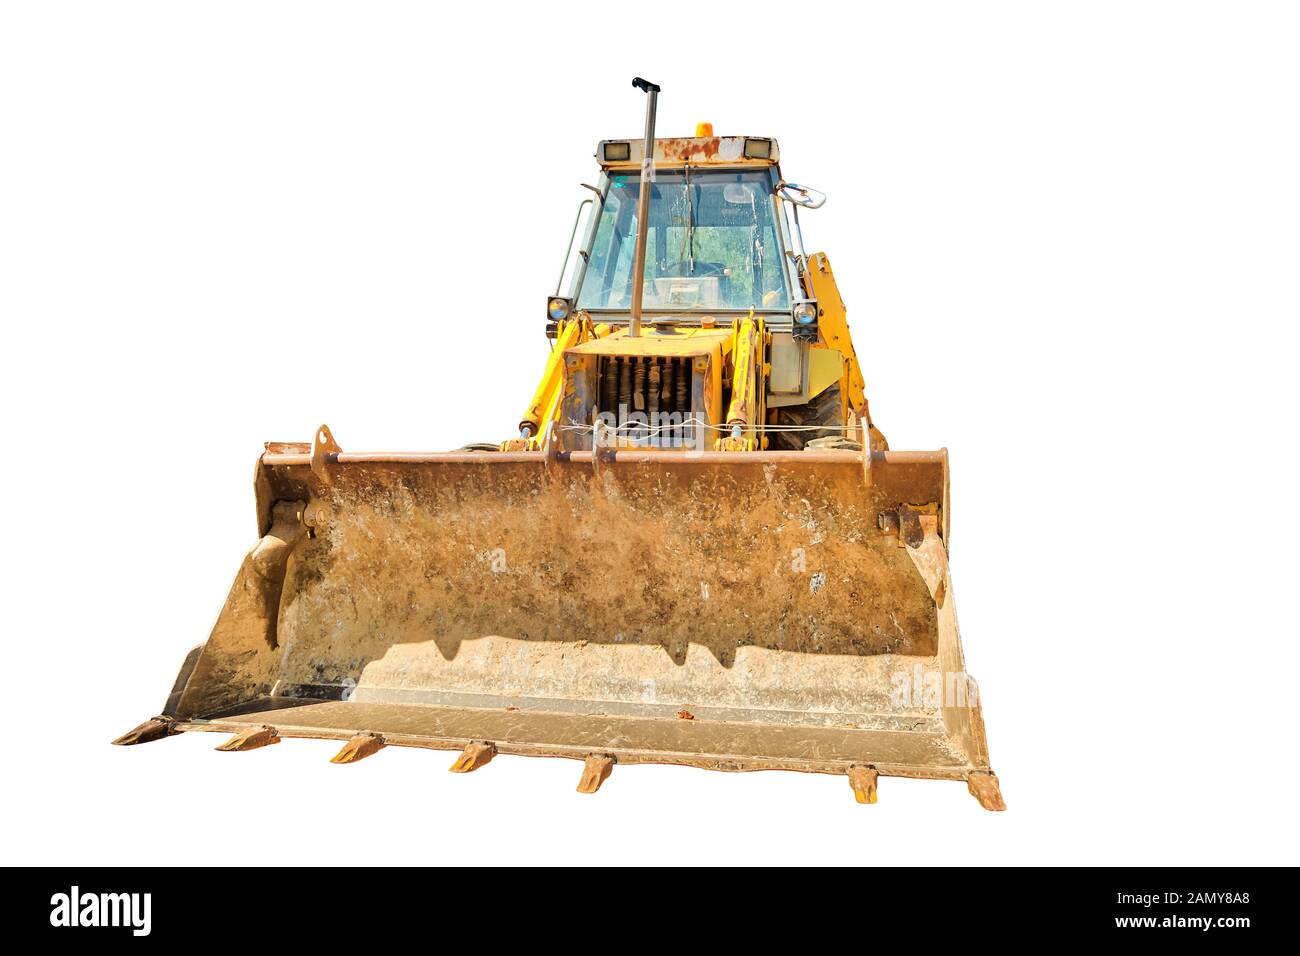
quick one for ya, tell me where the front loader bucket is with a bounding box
[119,430,1001,809]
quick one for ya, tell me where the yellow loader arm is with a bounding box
[507,317,611,451]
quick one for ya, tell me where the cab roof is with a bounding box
[596,135,779,169]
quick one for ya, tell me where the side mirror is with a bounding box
[777,181,826,209]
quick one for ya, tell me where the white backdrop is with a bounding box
[3,1,1297,866]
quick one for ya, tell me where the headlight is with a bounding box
[793,301,817,325]
[601,141,631,162]
[547,297,571,321]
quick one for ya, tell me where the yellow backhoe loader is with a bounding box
[116,78,1003,810]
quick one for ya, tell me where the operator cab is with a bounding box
[548,134,817,330]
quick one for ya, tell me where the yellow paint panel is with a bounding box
[808,347,843,400]
[570,327,732,358]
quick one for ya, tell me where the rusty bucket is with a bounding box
[115,426,1002,809]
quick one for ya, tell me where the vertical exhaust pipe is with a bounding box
[629,76,660,338]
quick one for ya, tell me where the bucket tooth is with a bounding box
[576,754,614,794]
[330,733,384,764]
[215,725,279,752]
[112,717,177,746]
[967,772,1006,811]
[848,765,879,804]
[449,741,497,773]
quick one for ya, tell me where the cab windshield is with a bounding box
[576,169,789,312]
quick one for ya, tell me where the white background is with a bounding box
[2,1,1297,866]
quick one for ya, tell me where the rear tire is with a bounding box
[768,383,844,450]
